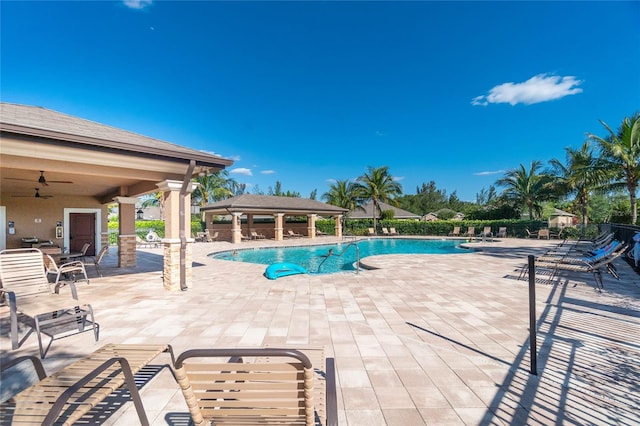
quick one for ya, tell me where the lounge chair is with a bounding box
[381,227,390,236]
[173,347,337,426]
[462,227,475,238]
[497,227,507,238]
[82,245,109,277]
[0,248,98,358]
[251,231,266,240]
[448,226,461,237]
[477,226,493,240]
[389,227,399,235]
[538,229,551,239]
[241,233,251,241]
[367,227,377,236]
[287,229,303,238]
[316,229,329,236]
[525,228,538,238]
[43,253,90,288]
[520,242,626,291]
[79,242,91,261]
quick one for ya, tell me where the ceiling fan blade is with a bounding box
[47,180,74,184]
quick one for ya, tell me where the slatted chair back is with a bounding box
[174,348,316,426]
[0,248,52,296]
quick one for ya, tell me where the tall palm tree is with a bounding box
[355,166,403,230]
[322,179,361,232]
[548,141,607,226]
[496,161,554,219]
[588,112,640,224]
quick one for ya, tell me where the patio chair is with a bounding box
[389,227,399,235]
[525,228,538,238]
[251,230,266,240]
[0,248,98,358]
[82,245,109,277]
[287,229,303,238]
[204,230,218,242]
[448,226,461,237]
[381,227,390,236]
[520,242,626,291]
[463,227,475,238]
[43,253,90,288]
[78,242,91,261]
[477,226,493,239]
[173,347,337,426]
[497,227,507,238]
[367,227,377,236]
[538,229,551,239]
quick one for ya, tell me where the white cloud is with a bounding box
[393,176,405,182]
[261,170,276,175]
[123,0,152,9]
[230,168,252,176]
[474,170,506,176]
[472,74,583,106]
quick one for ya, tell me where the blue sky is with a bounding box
[2,1,639,202]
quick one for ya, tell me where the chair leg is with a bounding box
[9,296,19,350]
[34,315,45,358]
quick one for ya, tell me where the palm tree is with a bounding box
[496,161,554,219]
[354,166,403,230]
[140,192,165,219]
[548,141,607,226]
[588,112,640,224]
[192,171,235,207]
[323,179,361,212]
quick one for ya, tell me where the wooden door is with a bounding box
[70,213,95,255]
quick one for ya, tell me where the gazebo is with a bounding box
[200,194,348,243]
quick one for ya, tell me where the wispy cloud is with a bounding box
[123,0,152,10]
[474,170,506,176]
[230,167,252,176]
[393,176,405,182]
[471,73,583,106]
[261,170,276,175]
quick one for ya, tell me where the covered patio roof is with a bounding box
[201,194,348,217]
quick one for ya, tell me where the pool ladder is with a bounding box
[317,240,360,274]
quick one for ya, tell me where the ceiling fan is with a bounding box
[12,188,53,199]
[5,170,74,186]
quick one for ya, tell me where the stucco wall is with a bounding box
[1,194,106,249]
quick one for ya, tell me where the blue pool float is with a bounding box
[264,262,308,280]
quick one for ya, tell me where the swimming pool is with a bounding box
[210,238,470,275]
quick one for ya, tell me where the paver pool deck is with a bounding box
[1,236,639,425]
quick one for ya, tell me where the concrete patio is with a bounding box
[1,236,639,425]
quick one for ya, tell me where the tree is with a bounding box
[495,161,554,219]
[322,179,361,230]
[192,171,235,206]
[139,192,165,219]
[355,166,403,230]
[548,141,607,226]
[268,181,301,197]
[588,112,640,224]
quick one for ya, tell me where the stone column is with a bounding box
[114,196,138,268]
[335,215,343,238]
[274,213,284,241]
[157,180,198,291]
[231,212,243,244]
[307,214,317,239]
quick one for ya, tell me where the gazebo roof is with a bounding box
[200,194,348,216]
[349,201,421,219]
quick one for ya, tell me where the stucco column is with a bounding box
[114,196,138,268]
[231,212,243,244]
[307,214,317,239]
[157,180,198,291]
[335,215,343,238]
[274,213,284,241]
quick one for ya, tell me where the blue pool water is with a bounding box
[210,238,470,275]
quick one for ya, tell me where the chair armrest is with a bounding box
[325,357,338,426]
[0,355,47,380]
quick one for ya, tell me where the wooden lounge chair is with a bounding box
[367,227,377,236]
[173,347,337,426]
[0,343,172,425]
[389,227,399,235]
[43,253,90,287]
[381,227,390,236]
[448,226,461,237]
[0,248,98,358]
